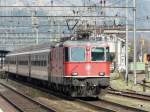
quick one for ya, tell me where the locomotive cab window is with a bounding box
[70,47,85,62]
[91,47,105,61]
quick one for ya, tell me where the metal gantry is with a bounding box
[0,1,129,51]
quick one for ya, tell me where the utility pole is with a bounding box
[140,36,144,62]
[36,26,39,45]
[35,7,39,45]
[125,0,129,85]
[133,0,137,85]
[32,9,39,45]
[50,0,54,41]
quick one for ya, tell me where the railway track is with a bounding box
[1,78,148,112]
[108,88,150,102]
[10,79,147,112]
[78,98,148,112]
[0,82,56,112]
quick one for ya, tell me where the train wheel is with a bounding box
[70,86,77,97]
[62,86,65,94]
[66,85,72,96]
[67,85,71,96]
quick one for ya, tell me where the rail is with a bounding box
[109,87,150,101]
[0,82,56,112]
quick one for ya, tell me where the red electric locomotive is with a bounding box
[5,38,111,97]
[62,40,111,97]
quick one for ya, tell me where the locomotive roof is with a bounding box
[7,40,108,56]
[63,40,109,47]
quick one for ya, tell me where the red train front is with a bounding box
[63,40,111,97]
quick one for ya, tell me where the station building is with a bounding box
[90,34,126,72]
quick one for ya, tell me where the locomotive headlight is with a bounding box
[99,72,105,76]
[72,72,78,76]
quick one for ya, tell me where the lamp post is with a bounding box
[125,0,129,85]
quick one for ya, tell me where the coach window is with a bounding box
[39,55,41,66]
[42,55,45,66]
[91,47,105,61]
[70,47,85,62]
[33,55,36,66]
[43,55,47,66]
[36,55,39,66]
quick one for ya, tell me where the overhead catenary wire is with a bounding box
[0,0,140,51]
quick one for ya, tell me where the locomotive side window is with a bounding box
[65,47,69,61]
[106,47,112,62]
[91,47,105,61]
[70,47,85,62]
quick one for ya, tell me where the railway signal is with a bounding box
[143,54,150,64]
[147,54,150,62]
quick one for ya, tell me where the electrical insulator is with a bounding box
[51,0,53,6]
[72,10,75,14]
[113,20,116,26]
[104,0,106,5]
[100,0,102,4]
[146,16,149,20]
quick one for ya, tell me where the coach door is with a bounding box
[16,55,18,74]
[59,47,64,84]
[48,52,51,85]
[28,54,31,78]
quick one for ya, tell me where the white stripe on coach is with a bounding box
[7,49,50,56]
